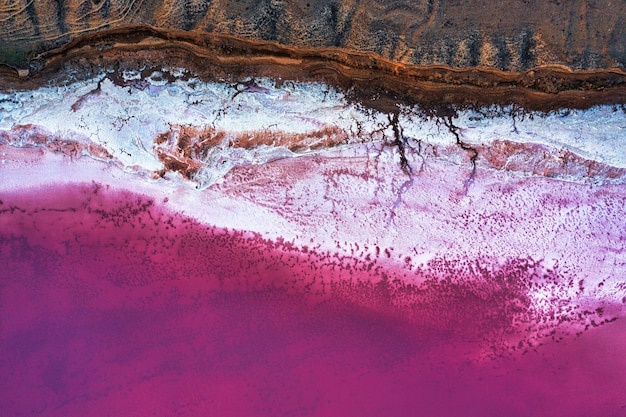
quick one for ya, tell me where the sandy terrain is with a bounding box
[1,0,625,71]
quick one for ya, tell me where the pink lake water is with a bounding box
[1,183,625,417]
[1,72,626,416]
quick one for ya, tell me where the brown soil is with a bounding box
[1,26,624,113]
[1,0,625,71]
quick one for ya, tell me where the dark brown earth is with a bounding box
[1,0,625,71]
[1,26,625,113]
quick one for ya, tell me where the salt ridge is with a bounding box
[1,70,625,188]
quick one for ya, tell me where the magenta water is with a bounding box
[1,183,625,417]
[1,72,626,416]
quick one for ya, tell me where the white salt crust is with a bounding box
[1,71,625,188]
[1,72,625,316]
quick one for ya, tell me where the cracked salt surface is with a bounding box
[454,106,626,167]
[1,70,625,188]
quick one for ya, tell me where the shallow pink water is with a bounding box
[1,183,625,416]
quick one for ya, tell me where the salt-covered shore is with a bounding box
[1,69,625,322]
[2,64,626,416]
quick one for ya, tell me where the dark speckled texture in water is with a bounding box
[1,183,625,416]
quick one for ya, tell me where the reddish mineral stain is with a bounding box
[1,183,625,416]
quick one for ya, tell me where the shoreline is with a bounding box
[1,25,625,113]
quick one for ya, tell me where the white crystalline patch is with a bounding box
[1,72,625,187]
[454,106,626,167]
[0,75,378,184]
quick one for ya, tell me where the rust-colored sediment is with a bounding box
[153,124,350,180]
[1,25,625,112]
[476,140,626,181]
[2,121,624,185]
[149,123,626,183]
[0,124,113,161]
